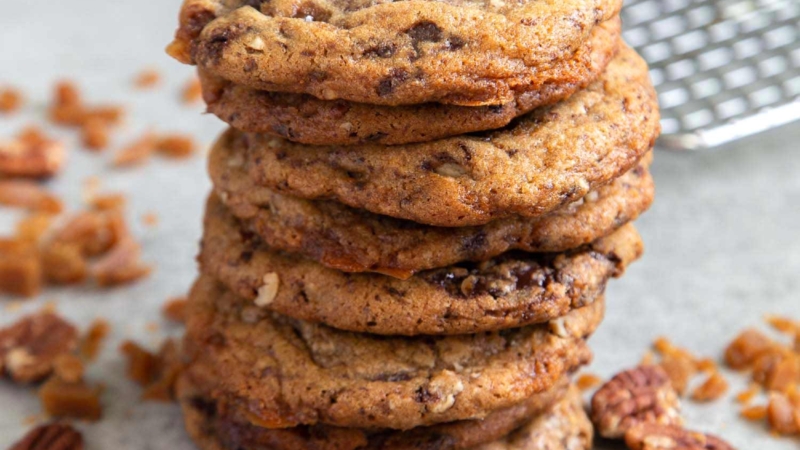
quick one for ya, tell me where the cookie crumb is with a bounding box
[740,405,768,421]
[53,354,84,383]
[134,69,162,89]
[89,192,126,211]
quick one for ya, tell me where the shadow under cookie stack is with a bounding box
[167,0,660,448]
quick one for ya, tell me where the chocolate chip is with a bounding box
[415,386,439,403]
[376,69,409,97]
[461,232,487,254]
[203,23,249,64]
[364,43,397,58]
[406,21,444,43]
[446,36,466,50]
[190,396,218,418]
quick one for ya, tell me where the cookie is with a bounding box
[210,134,652,276]
[200,195,641,335]
[475,386,592,450]
[183,276,601,429]
[197,19,621,145]
[236,45,659,227]
[176,370,571,450]
[169,0,622,106]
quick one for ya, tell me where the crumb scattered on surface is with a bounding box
[39,375,103,421]
[142,212,159,227]
[0,238,43,297]
[0,87,23,114]
[576,373,603,391]
[0,180,63,213]
[80,319,111,362]
[182,77,202,104]
[162,297,187,324]
[155,134,196,159]
[113,132,156,167]
[120,339,182,402]
[81,118,111,151]
[134,69,162,89]
[89,192,126,211]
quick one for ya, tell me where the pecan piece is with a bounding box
[0,312,79,383]
[9,423,83,450]
[624,423,734,450]
[591,365,683,439]
[0,128,64,178]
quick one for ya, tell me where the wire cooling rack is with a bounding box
[622,0,800,150]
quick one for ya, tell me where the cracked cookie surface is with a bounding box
[182,276,602,429]
[200,195,640,335]
[170,0,622,106]
[234,46,659,227]
[211,133,652,276]
[197,19,620,145]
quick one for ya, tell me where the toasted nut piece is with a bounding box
[113,133,156,167]
[182,77,202,103]
[89,193,126,211]
[53,354,84,384]
[155,134,196,158]
[740,405,767,421]
[659,353,696,396]
[591,365,683,439]
[16,213,54,243]
[90,237,151,286]
[41,243,88,285]
[39,376,102,421]
[255,273,279,307]
[49,210,125,257]
[767,393,800,435]
[0,312,79,383]
[0,180,63,213]
[0,239,42,297]
[134,69,161,89]
[120,340,159,386]
[8,422,84,450]
[79,319,111,362]
[625,423,734,450]
[0,130,65,178]
[725,329,773,370]
[0,87,23,114]
[162,297,187,323]
[81,118,110,151]
[691,372,729,402]
[54,80,81,107]
[577,373,604,391]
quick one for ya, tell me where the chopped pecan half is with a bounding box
[591,365,683,439]
[625,423,734,450]
[0,312,79,383]
[9,423,83,450]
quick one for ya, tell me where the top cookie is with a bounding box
[169,0,622,106]
[197,18,620,145]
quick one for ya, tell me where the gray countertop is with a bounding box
[1,1,798,448]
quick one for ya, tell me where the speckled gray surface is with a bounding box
[0,1,798,448]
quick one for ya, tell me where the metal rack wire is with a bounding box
[622,0,800,149]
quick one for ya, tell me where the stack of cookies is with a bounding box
[167,0,660,447]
